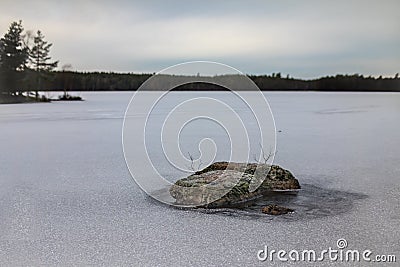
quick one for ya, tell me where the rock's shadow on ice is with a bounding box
[205,184,367,221]
[148,183,367,222]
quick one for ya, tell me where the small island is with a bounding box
[0,21,82,104]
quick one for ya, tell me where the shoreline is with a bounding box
[0,93,83,104]
[2,90,399,105]
[0,95,50,105]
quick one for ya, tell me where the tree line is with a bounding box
[1,20,399,95]
[41,71,399,92]
[249,73,400,91]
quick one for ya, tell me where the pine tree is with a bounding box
[0,20,28,95]
[29,30,58,97]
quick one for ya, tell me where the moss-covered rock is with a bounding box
[170,162,300,207]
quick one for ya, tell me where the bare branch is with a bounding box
[255,143,275,165]
[198,158,203,170]
[186,152,203,172]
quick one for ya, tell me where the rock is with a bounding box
[170,162,300,207]
[261,205,294,215]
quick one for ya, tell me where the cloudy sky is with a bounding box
[1,0,399,78]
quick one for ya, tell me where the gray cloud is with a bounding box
[1,0,399,78]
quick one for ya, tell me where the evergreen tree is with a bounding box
[29,30,58,97]
[0,20,28,95]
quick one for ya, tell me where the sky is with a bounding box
[0,0,399,78]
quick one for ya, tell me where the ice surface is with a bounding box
[0,92,399,266]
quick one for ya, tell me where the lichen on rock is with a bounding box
[170,162,300,208]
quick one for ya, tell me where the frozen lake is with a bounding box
[0,91,399,266]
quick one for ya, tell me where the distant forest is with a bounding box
[2,70,400,93]
[29,71,400,92]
